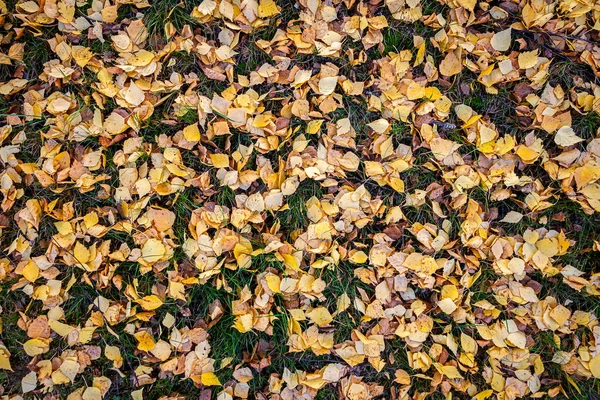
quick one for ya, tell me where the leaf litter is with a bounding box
[0,0,599,399]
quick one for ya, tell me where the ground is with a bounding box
[0,0,600,399]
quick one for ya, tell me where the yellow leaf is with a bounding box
[22,261,40,282]
[150,340,172,361]
[105,345,123,368]
[440,364,463,379]
[500,211,523,223]
[589,354,600,378]
[23,338,51,356]
[473,390,493,400]
[439,51,462,76]
[414,42,426,66]
[518,50,538,69]
[83,387,103,400]
[515,145,539,164]
[336,293,351,315]
[122,81,145,106]
[59,359,79,382]
[0,344,12,371]
[72,46,93,67]
[141,239,166,263]
[306,119,323,134]
[368,119,390,134]
[134,331,156,352]
[438,298,457,314]
[423,86,442,101]
[348,250,368,264]
[197,0,217,15]
[200,371,221,386]
[73,241,90,264]
[210,153,230,168]
[550,305,571,326]
[78,327,96,344]
[258,0,279,18]
[306,307,333,327]
[303,377,327,389]
[441,285,458,300]
[183,123,201,142]
[430,138,460,160]
[168,281,186,301]
[265,275,281,293]
[101,5,118,22]
[394,369,411,385]
[132,389,144,400]
[460,333,478,354]
[282,253,300,271]
[48,320,75,337]
[506,331,527,349]
[565,373,581,394]
[134,295,164,311]
[456,0,476,11]
[233,314,254,333]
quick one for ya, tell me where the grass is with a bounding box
[548,60,599,89]
[21,37,53,80]
[573,111,600,141]
[0,290,31,394]
[144,0,200,40]
[275,179,323,233]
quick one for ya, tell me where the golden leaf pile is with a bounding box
[0,0,599,398]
